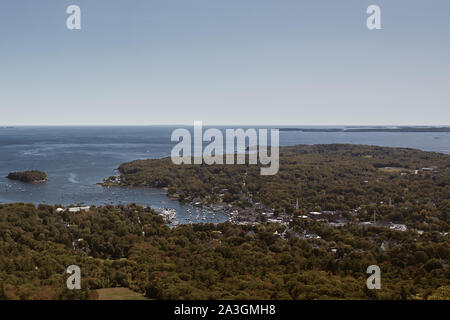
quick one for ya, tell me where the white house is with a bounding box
[390,223,407,232]
[68,206,90,213]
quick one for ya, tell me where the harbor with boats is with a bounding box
[0,177,229,226]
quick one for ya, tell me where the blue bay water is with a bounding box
[0,126,448,223]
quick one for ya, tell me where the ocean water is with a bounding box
[0,126,448,223]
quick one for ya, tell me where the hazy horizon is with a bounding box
[1,124,450,128]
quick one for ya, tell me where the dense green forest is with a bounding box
[6,171,47,183]
[110,144,449,230]
[1,145,449,300]
[0,203,448,300]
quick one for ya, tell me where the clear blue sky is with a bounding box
[0,0,449,125]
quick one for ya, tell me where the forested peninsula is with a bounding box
[106,144,449,231]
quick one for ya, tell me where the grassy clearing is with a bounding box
[96,287,148,300]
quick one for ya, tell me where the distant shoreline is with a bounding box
[279,127,450,133]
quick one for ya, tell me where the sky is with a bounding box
[0,0,449,126]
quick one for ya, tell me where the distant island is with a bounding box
[6,170,48,183]
[279,126,450,132]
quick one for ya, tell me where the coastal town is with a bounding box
[51,200,410,248]
[185,195,413,238]
[54,195,417,242]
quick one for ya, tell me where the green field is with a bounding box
[96,288,148,300]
